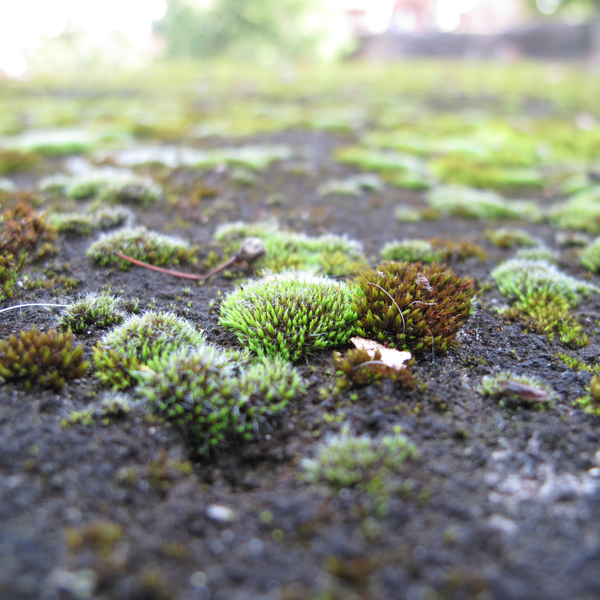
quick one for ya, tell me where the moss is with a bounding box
[491,258,597,304]
[49,206,133,235]
[3,129,96,156]
[49,212,95,235]
[136,347,306,454]
[87,226,196,270]
[0,202,57,301]
[493,258,593,347]
[548,187,600,233]
[352,262,475,353]
[333,146,433,190]
[57,293,130,333]
[317,174,383,196]
[93,311,205,389]
[478,371,557,407]
[0,327,89,390]
[0,201,57,257]
[136,344,246,452]
[514,246,559,263]
[427,186,539,220]
[65,170,161,204]
[380,239,443,264]
[507,290,587,347]
[219,272,356,362]
[64,520,123,557]
[394,205,422,223]
[237,356,307,432]
[0,148,40,175]
[581,237,600,273]
[214,221,368,276]
[430,155,543,191]
[112,143,293,170]
[575,374,600,415]
[333,348,417,392]
[485,227,539,249]
[300,427,419,512]
[61,408,95,428]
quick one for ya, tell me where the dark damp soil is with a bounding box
[3,130,600,600]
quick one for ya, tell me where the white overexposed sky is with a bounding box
[0,0,530,77]
[0,0,167,76]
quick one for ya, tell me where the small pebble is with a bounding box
[206,504,236,523]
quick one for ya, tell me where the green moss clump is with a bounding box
[581,237,600,273]
[49,206,133,235]
[136,345,246,452]
[380,239,443,264]
[430,155,543,191]
[87,226,196,270]
[317,174,383,196]
[352,262,475,353]
[219,272,356,362]
[214,221,368,276]
[394,205,422,223]
[575,374,600,415]
[427,186,539,220]
[136,348,306,454]
[493,259,593,347]
[514,246,558,263]
[93,311,205,389]
[478,371,556,407]
[333,146,433,190]
[491,258,597,303]
[65,171,161,204]
[57,293,129,333]
[237,356,307,431]
[0,327,89,390]
[301,430,419,492]
[548,187,600,233]
[50,212,95,235]
[485,227,539,249]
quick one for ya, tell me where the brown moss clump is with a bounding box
[352,262,475,353]
[333,348,418,392]
[0,149,40,175]
[0,327,89,390]
[0,201,57,301]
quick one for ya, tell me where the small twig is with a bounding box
[114,253,206,280]
[115,237,267,281]
[0,303,69,314]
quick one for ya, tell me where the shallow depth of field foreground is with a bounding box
[3,60,600,600]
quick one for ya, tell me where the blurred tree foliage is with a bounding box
[154,0,347,60]
[527,0,600,17]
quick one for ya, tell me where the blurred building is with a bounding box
[326,0,598,61]
[326,0,524,35]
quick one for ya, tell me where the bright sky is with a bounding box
[0,0,167,76]
[0,0,520,78]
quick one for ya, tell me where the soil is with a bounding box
[3,129,600,600]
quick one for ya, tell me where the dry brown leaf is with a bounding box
[350,337,412,370]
